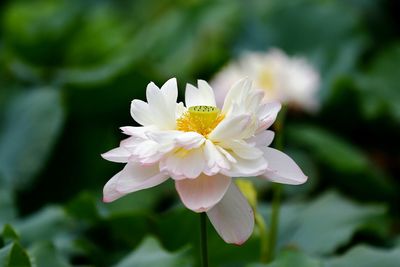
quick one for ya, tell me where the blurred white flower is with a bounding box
[101,78,307,245]
[211,49,320,112]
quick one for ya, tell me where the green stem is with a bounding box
[266,106,287,262]
[200,213,209,267]
[266,184,282,262]
[255,212,269,263]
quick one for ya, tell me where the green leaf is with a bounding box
[356,44,400,122]
[0,243,32,267]
[2,0,80,66]
[261,191,386,256]
[114,236,192,267]
[247,249,322,267]
[287,124,395,200]
[0,189,16,228]
[287,125,368,172]
[325,245,400,267]
[1,225,19,245]
[14,206,77,255]
[65,192,101,223]
[29,242,71,267]
[0,88,64,190]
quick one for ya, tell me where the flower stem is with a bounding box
[200,213,209,267]
[266,183,282,262]
[255,212,269,263]
[266,106,287,262]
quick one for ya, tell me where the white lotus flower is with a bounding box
[102,77,307,245]
[211,49,320,112]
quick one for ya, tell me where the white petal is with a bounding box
[160,78,178,106]
[256,101,281,132]
[174,132,206,150]
[247,130,275,146]
[221,78,252,114]
[221,153,268,177]
[120,126,152,139]
[145,130,203,154]
[208,114,251,141]
[115,162,169,193]
[261,147,307,185]
[175,174,231,212]
[160,147,206,179]
[130,100,153,126]
[204,140,230,175]
[145,80,177,129]
[207,183,254,245]
[219,140,263,160]
[185,80,217,108]
[101,147,131,163]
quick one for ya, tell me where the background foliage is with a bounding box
[0,0,399,266]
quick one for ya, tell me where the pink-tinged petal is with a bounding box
[176,174,231,212]
[103,163,169,203]
[261,147,307,185]
[160,148,206,179]
[115,162,169,193]
[185,80,216,108]
[247,130,275,146]
[207,183,254,245]
[101,147,131,163]
[130,99,153,126]
[256,102,281,132]
[103,171,124,202]
[208,114,251,141]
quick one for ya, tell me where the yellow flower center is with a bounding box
[176,106,224,136]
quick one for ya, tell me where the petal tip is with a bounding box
[102,196,113,203]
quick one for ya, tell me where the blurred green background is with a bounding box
[0,0,399,266]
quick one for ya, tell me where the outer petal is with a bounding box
[175,174,231,212]
[160,77,178,107]
[103,171,123,203]
[146,80,177,129]
[130,100,153,126]
[219,140,263,160]
[206,183,254,245]
[120,126,153,138]
[101,147,131,163]
[115,162,169,193]
[261,147,307,185]
[221,154,268,177]
[246,130,275,146]
[103,162,169,202]
[185,80,216,108]
[256,102,281,132]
